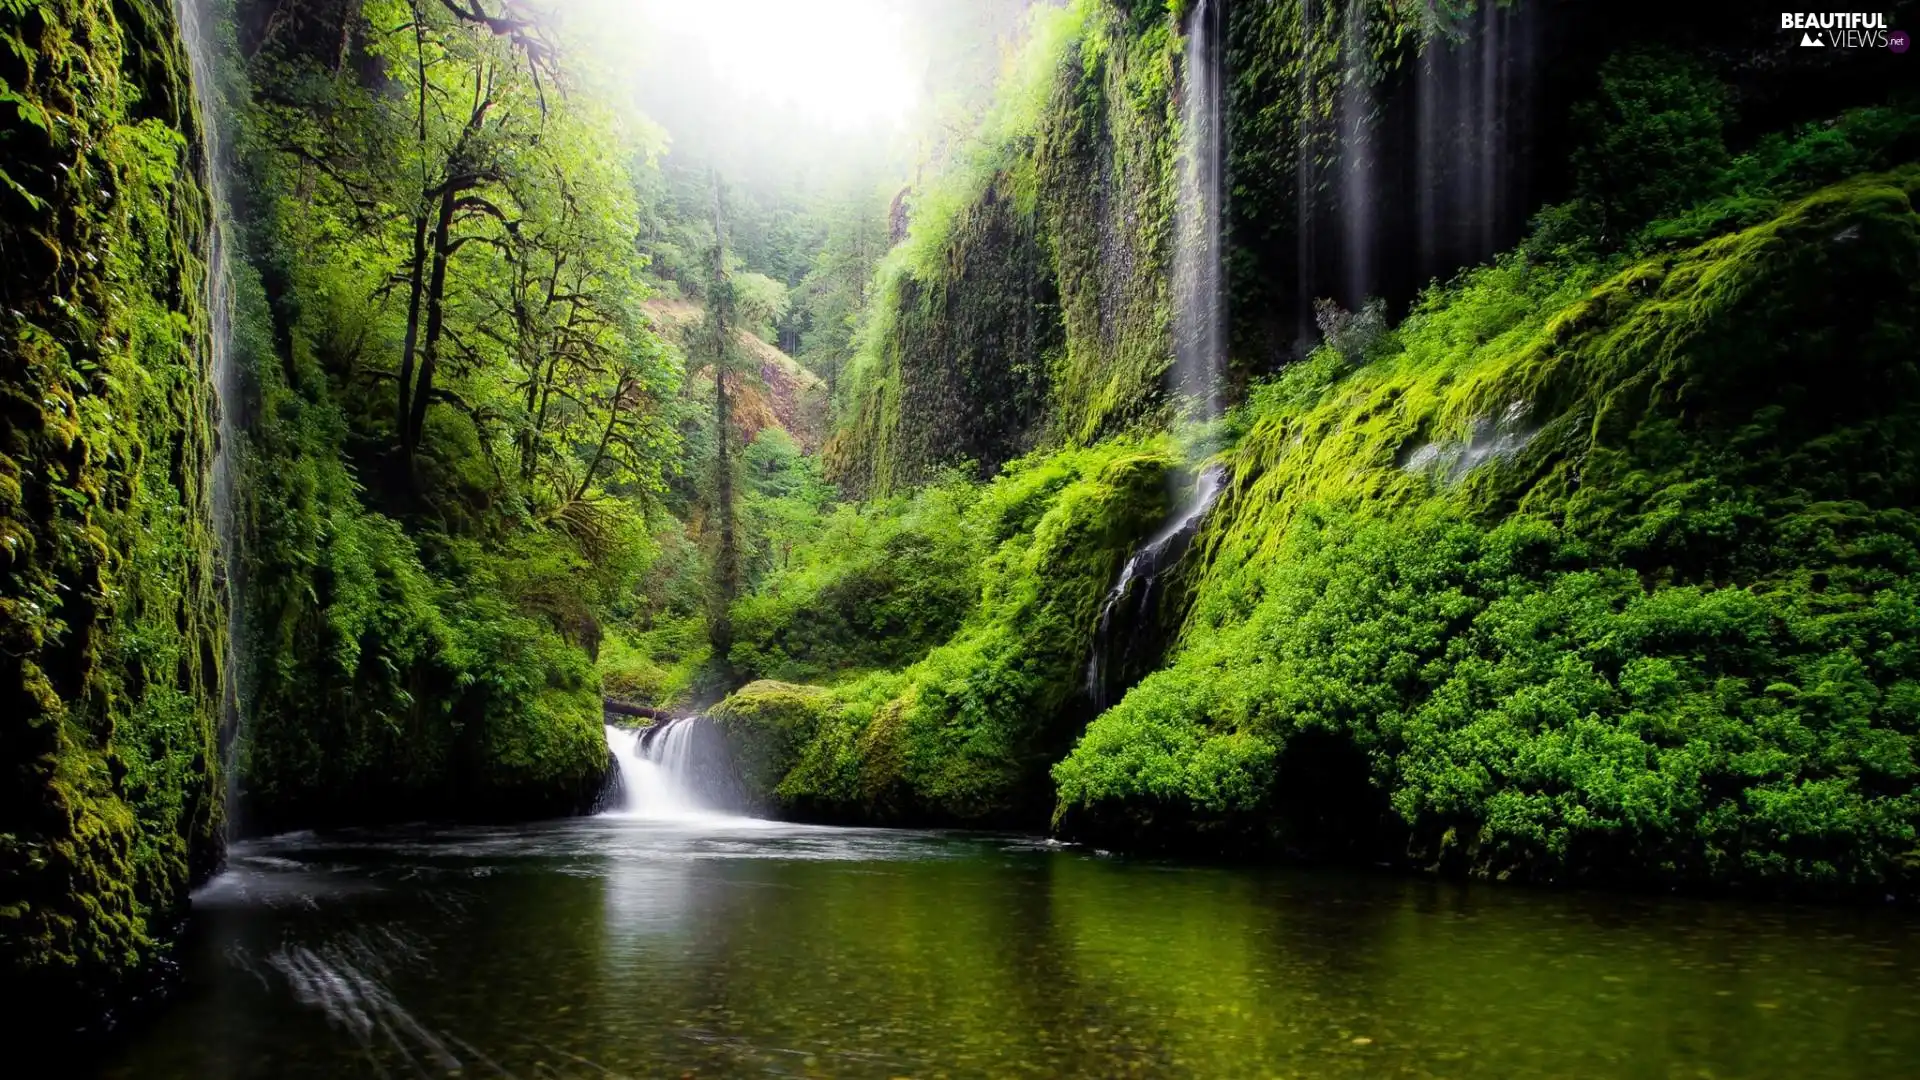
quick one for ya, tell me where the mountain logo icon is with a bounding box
[1801,31,1825,46]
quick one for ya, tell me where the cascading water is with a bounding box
[1337,0,1373,306]
[172,0,246,835]
[1414,1,1534,279]
[1085,1,1230,713]
[1288,0,1539,352]
[1086,468,1226,711]
[1172,0,1225,416]
[603,719,739,819]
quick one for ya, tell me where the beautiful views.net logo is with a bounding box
[1780,12,1898,48]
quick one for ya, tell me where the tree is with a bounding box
[700,173,743,666]
[793,182,888,393]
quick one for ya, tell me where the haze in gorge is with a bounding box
[5,0,1920,1074]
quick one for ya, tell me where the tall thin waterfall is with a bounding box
[603,720,739,819]
[1086,1,1231,712]
[1289,0,1539,349]
[1172,0,1225,419]
[173,0,245,833]
[1415,1,1532,277]
[1337,0,1373,306]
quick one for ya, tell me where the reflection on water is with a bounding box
[98,816,1920,1079]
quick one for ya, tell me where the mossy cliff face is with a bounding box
[0,0,225,1031]
[827,172,1064,495]
[1055,171,1920,896]
[828,1,1178,493]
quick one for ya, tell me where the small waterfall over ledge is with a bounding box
[603,719,744,820]
[1084,1,1231,714]
[1086,468,1226,711]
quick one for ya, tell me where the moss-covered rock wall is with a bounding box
[0,0,225,1033]
[828,1,1179,493]
[1055,169,1920,897]
[827,172,1063,495]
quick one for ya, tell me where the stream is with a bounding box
[96,726,1920,1079]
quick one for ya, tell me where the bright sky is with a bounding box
[621,0,920,131]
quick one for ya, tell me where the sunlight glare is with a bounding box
[623,0,919,130]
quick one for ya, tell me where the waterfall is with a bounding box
[1415,1,1533,281]
[1337,0,1373,306]
[1172,0,1225,418]
[1085,1,1231,713]
[1086,468,1226,711]
[1287,0,1539,352]
[603,720,739,819]
[172,0,245,835]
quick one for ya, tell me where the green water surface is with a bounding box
[98,815,1920,1078]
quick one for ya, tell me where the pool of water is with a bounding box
[98,813,1920,1078]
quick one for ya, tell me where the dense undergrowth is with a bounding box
[711,441,1174,823]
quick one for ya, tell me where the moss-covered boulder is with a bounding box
[709,681,839,811]
[776,442,1173,824]
[1055,169,1920,897]
[0,0,225,1033]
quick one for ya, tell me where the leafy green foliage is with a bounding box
[1056,168,1920,895]
[225,0,680,827]
[719,440,1173,823]
[1569,48,1731,244]
[732,475,981,685]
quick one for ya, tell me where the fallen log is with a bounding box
[604,699,672,721]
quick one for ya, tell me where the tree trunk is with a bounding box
[406,184,460,456]
[707,176,738,665]
[397,204,431,446]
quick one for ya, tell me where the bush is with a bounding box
[730,477,983,684]
[1571,48,1730,242]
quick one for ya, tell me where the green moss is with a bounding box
[1034,6,1178,445]
[709,681,839,810]
[1055,169,1920,895]
[0,0,225,1031]
[753,440,1173,823]
[828,0,1181,492]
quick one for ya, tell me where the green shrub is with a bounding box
[1571,48,1731,243]
[731,477,982,684]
